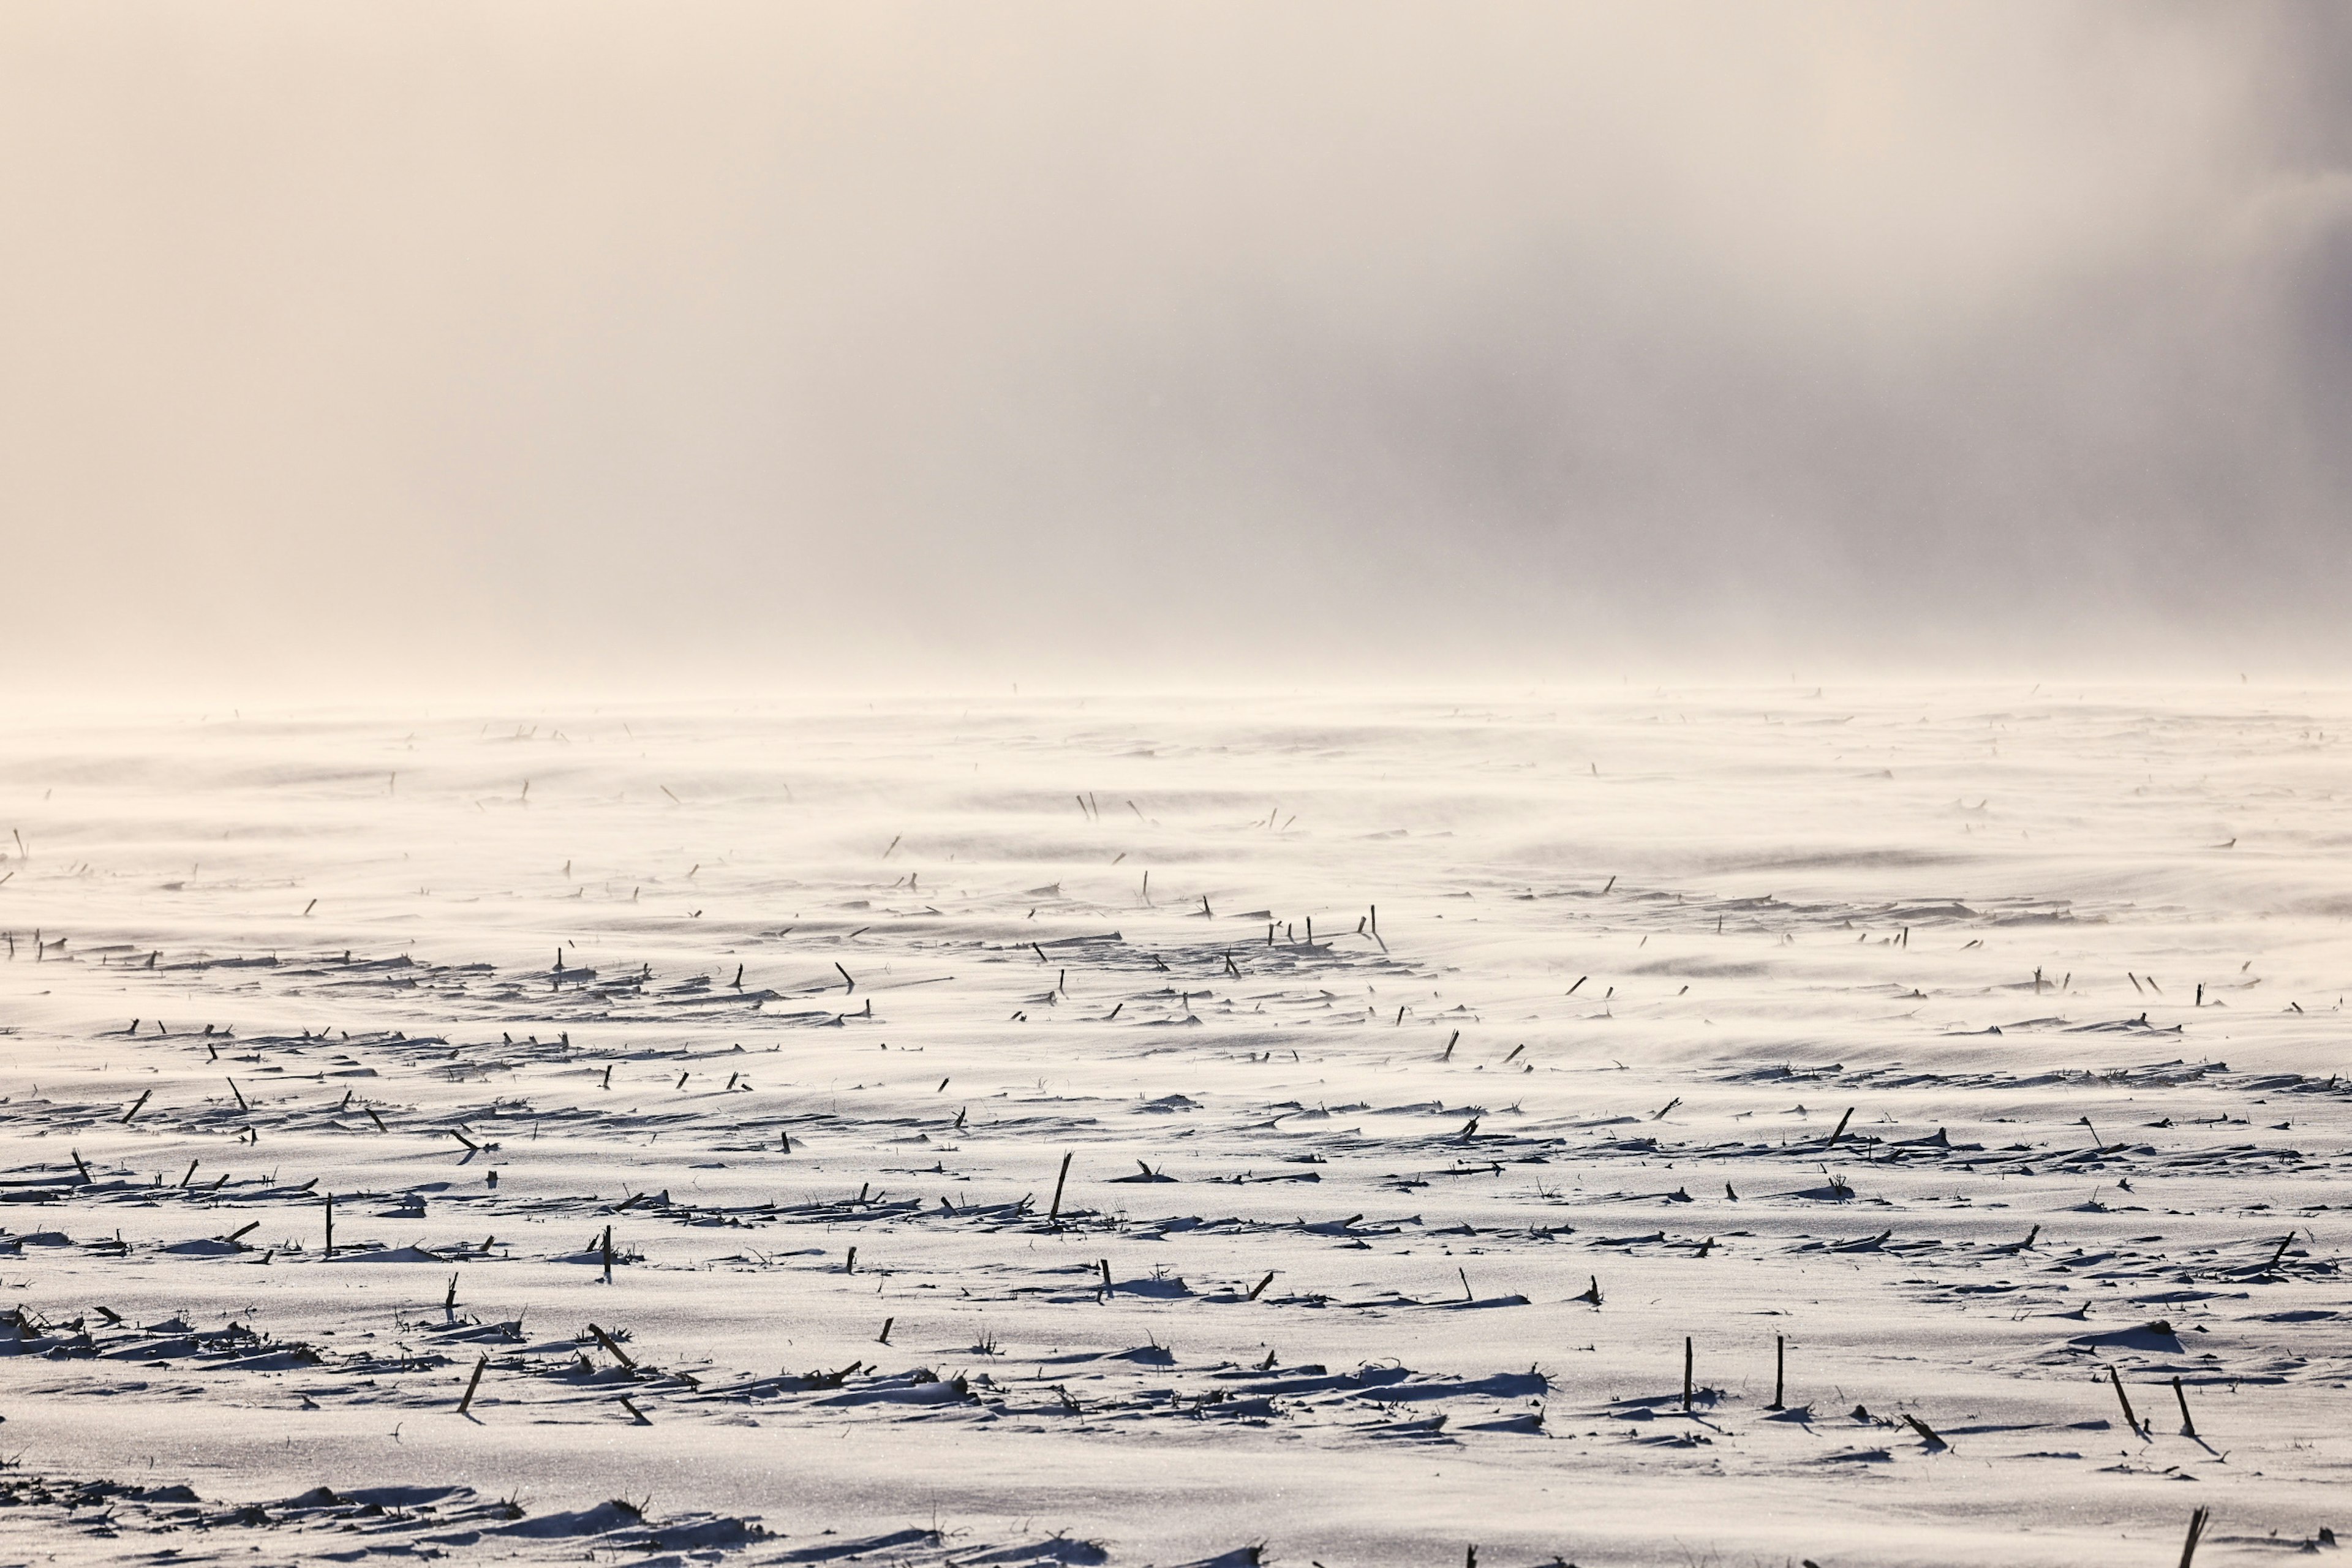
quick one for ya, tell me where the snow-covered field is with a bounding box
[1,688,2345,1566]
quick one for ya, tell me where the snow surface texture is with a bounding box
[0,690,2344,1566]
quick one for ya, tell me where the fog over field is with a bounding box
[1,6,2349,1566]
[4,3,2351,692]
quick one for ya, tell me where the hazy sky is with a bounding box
[4,2,2347,695]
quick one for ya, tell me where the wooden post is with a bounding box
[1683,1336,1693,1411]
[458,1354,488,1414]
[324,1194,334,1257]
[2109,1365,2143,1438]
[1048,1152,1073,1224]
[586,1322,636,1368]
[2179,1507,2209,1568]
[1770,1333,1785,1410]
[601,1224,614,1284]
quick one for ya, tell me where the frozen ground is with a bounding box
[0,688,2346,1566]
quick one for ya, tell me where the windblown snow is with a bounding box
[0,690,2345,1566]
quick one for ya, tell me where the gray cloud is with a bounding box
[4,2,2346,693]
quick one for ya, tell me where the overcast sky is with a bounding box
[4,2,2347,695]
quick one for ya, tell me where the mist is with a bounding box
[4,2,2348,696]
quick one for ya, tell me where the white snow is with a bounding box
[0,687,2343,1565]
